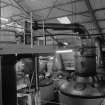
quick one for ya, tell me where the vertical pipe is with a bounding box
[0,0,1,29]
[23,20,26,45]
[30,12,33,48]
[0,56,2,105]
[45,34,47,45]
[34,55,41,105]
[42,19,46,46]
[35,55,39,93]
[0,0,2,103]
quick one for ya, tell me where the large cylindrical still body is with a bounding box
[39,79,54,105]
[59,92,104,105]
[58,46,105,105]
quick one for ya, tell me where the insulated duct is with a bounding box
[33,22,90,38]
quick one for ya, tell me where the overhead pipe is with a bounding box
[33,22,89,38]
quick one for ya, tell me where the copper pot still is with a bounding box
[58,46,105,105]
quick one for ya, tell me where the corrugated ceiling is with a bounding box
[1,0,105,43]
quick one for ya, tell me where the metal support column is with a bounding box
[84,0,102,35]
[0,56,2,105]
[42,19,46,46]
[34,55,41,105]
[0,0,1,29]
[30,12,33,48]
[0,0,2,104]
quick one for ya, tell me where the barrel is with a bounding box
[39,78,54,105]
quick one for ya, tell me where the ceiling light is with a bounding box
[56,49,73,53]
[63,42,69,46]
[49,56,54,60]
[57,17,71,24]
[0,17,8,22]
[1,25,5,28]
[6,22,13,26]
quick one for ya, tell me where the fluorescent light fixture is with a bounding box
[1,17,8,22]
[57,17,71,24]
[49,56,54,60]
[1,25,5,28]
[63,42,69,46]
[56,49,73,53]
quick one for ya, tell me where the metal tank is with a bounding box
[39,78,54,105]
[58,45,105,105]
[39,57,55,105]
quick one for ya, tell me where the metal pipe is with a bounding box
[35,33,105,37]
[30,12,33,48]
[23,20,26,45]
[35,23,89,36]
[34,55,41,105]
[42,19,46,46]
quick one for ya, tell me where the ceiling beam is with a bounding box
[9,10,89,21]
[55,7,90,17]
[12,0,29,16]
[84,0,102,34]
[41,6,105,21]
[8,4,105,22]
[45,0,58,19]
[1,1,21,10]
[81,18,105,24]
[31,0,83,13]
[94,7,105,12]
[1,4,9,8]
[9,14,105,27]
[11,0,42,21]
[40,11,89,21]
